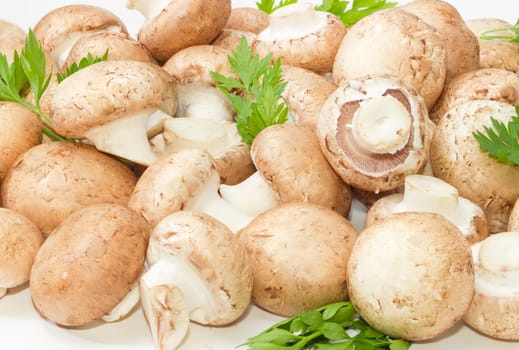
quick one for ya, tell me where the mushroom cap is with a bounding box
[347,212,474,341]
[1,142,137,237]
[316,75,432,192]
[401,0,480,84]
[431,100,519,233]
[0,208,43,290]
[239,202,359,316]
[0,102,41,180]
[280,64,337,132]
[49,60,176,139]
[147,210,252,325]
[508,197,519,231]
[333,8,446,110]
[464,232,519,340]
[63,32,155,68]
[128,148,217,228]
[30,203,149,326]
[213,142,256,185]
[429,68,519,123]
[224,7,269,34]
[133,0,231,63]
[466,18,519,73]
[212,28,257,51]
[0,20,26,62]
[251,123,352,216]
[253,5,346,74]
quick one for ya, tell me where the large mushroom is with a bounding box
[30,203,149,326]
[316,75,432,193]
[141,210,252,350]
[333,8,446,110]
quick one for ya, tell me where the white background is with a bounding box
[1,1,518,350]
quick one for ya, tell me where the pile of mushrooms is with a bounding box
[2,0,519,349]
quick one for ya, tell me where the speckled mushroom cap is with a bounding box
[212,29,257,51]
[466,18,519,73]
[347,212,474,341]
[224,7,269,34]
[401,0,480,84]
[146,210,252,325]
[63,32,155,68]
[33,4,128,68]
[0,208,43,295]
[316,75,432,193]
[49,60,176,139]
[0,102,41,181]
[251,124,352,216]
[464,232,519,340]
[253,3,346,74]
[429,68,519,123]
[333,8,446,110]
[0,20,25,62]
[431,100,519,233]
[128,0,231,63]
[239,202,359,317]
[30,203,149,327]
[1,142,137,237]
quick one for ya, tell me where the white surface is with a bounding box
[1,1,518,350]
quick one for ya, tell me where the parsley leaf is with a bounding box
[239,301,411,350]
[56,49,109,83]
[211,37,288,145]
[256,0,298,14]
[480,18,519,42]
[473,106,519,165]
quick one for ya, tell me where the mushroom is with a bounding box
[49,60,177,165]
[347,212,475,341]
[507,197,519,231]
[365,174,489,244]
[212,29,257,51]
[141,210,252,349]
[0,102,41,181]
[33,4,128,69]
[0,208,43,298]
[463,232,519,340]
[1,142,137,237]
[127,0,231,63]
[224,7,269,34]
[429,68,519,123]
[316,75,432,193]
[400,0,480,84]
[431,99,519,233]
[0,19,25,62]
[30,203,149,326]
[128,148,252,233]
[466,18,519,73]
[220,124,352,217]
[333,8,446,110]
[238,202,359,316]
[252,2,346,74]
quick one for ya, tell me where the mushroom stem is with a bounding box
[350,95,412,154]
[102,282,140,322]
[176,85,233,121]
[126,0,170,23]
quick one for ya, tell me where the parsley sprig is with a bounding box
[480,19,519,42]
[473,106,519,165]
[57,49,109,83]
[211,37,288,145]
[256,0,398,26]
[240,301,411,350]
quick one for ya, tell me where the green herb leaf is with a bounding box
[57,49,109,83]
[256,0,298,14]
[210,36,288,144]
[480,18,519,42]
[473,109,519,166]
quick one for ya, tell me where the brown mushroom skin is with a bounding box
[0,20,26,62]
[214,143,256,185]
[239,202,359,317]
[508,198,519,231]
[347,212,474,341]
[224,7,269,34]
[30,203,149,326]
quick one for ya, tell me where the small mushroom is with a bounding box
[316,75,432,193]
[464,232,519,340]
[333,8,446,110]
[1,142,137,237]
[253,2,346,74]
[429,68,519,123]
[224,7,269,34]
[127,0,231,63]
[0,208,43,298]
[141,210,252,349]
[347,212,474,341]
[49,60,177,165]
[30,203,149,326]
[239,202,359,316]
[431,99,519,233]
[466,18,519,73]
[365,174,489,244]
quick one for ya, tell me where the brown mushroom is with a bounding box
[0,20,25,62]
[212,28,257,51]
[224,7,269,34]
